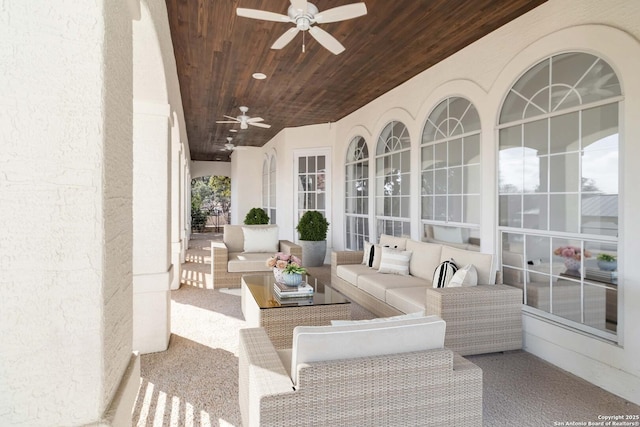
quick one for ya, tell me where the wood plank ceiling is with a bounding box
[166,0,547,161]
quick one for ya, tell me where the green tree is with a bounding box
[209,175,231,217]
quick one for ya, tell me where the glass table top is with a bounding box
[243,273,350,309]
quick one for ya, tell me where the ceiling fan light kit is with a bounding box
[236,0,367,55]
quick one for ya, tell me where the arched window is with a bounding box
[421,97,481,247]
[345,136,369,250]
[498,52,621,339]
[375,121,411,238]
[262,155,277,224]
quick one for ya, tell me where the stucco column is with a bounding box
[0,1,139,425]
[132,101,173,354]
[170,137,183,290]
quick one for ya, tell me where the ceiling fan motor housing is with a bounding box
[289,3,318,30]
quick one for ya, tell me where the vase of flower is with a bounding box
[266,252,306,285]
[563,257,581,272]
[273,267,285,284]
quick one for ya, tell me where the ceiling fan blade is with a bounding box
[236,8,290,22]
[216,120,238,124]
[315,2,367,24]
[246,117,264,123]
[249,122,271,128]
[289,0,308,13]
[223,115,239,121]
[271,27,300,50]
[308,26,345,55]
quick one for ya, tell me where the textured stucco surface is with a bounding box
[0,1,133,425]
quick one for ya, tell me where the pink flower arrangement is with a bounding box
[266,252,303,270]
[554,245,592,261]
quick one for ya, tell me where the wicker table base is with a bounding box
[241,274,351,350]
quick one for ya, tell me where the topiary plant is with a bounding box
[296,210,329,241]
[244,207,270,225]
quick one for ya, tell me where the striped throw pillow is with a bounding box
[433,259,458,288]
[377,247,412,276]
[361,241,375,267]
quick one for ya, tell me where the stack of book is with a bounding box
[273,281,314,299]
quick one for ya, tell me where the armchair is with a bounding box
[211,225,301,289]
[239,315,483,426]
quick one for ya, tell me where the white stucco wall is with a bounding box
[0,1,135,425]
[256,0,640,404]
[230,148,264,225]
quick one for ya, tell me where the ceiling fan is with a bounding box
[220,137,249,152]
[216,106,271,130]
[236,0,367,55]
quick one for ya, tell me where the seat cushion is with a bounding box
[290,315,446,384]
[227,252,272,273]
[357,272,428,301]
[385,286,428,314]
[336,264,376,286]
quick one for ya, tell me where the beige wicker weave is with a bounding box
[331,250,523,356]
[239,327,483,427]
[211,239,301,289]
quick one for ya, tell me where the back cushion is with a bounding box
[379,234,408,250]
[290,315,446,385]
[223,225,245,253]
[405,240,443,281]
[440,245,494,284]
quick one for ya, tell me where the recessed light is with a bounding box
[252,72,267,80]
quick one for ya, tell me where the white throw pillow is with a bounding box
[448,264,478,287]
[378,247,412,276]
[433,258,458,288]
[362,241,375,267]
[242,226,279,253]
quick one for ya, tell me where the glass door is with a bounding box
[294,149,331,243]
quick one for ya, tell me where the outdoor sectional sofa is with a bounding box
[331,234,523,356]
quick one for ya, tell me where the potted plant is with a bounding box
[596,253,617,271]
[244,207,269,225]
[295,210,329,267]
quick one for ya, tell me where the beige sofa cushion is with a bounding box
[385,286,428,314]
[336,264,376,286]
[440,245,494,285]
[405,240,443,281]
[289,315,446,384]
[379,234,408,250]
[227,252,272,273]
[357,273,428,301]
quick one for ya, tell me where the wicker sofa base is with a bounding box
[331,251,523,356]
[239,327,483,427]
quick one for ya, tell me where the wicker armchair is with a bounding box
[239,321,483,427]
[211,225,301,289]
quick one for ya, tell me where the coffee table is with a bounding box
[241,273,351,349]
